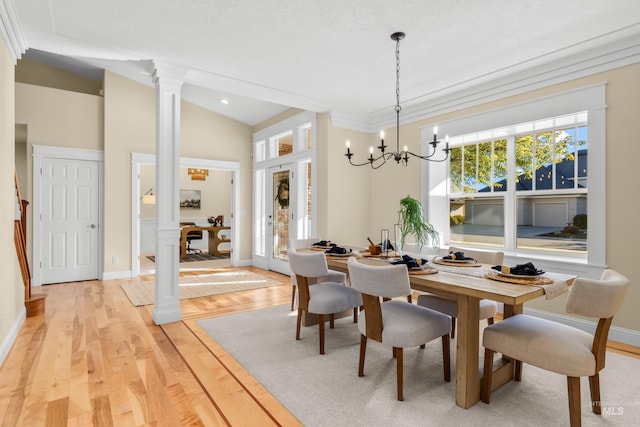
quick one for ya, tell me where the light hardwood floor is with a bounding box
[0,267,638,426]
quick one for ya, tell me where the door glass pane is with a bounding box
[276,134,293,157]
[449,146,463,193]
[555,128,575,189]
[273,170,290,261]
[577,126,588,188]
[493,139,507,192]
[535,131,553,190]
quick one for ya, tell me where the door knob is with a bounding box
[90,224,97,228]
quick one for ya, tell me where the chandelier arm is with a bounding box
[404,150,450,162]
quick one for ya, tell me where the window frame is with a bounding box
[421,84,606,276]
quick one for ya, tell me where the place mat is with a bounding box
[325,252,356,258]
[484,272,568,299]
[409,266,438,275]
[485,272,554,285]
[434,258,481,267]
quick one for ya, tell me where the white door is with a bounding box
[41,157,100,284]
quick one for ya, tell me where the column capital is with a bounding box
[152,61,187,89]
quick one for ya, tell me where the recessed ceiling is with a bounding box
[13,0,640,127]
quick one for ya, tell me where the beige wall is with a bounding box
[0,39,24,354]
[103,71,254,269]
[16,56,102,96]
[140,166,232,222]
[329,63,640,332]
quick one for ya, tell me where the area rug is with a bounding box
[121,270,282,306]
[146,252,229,263]
[198,304,640,427]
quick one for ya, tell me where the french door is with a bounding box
[267,165,293,274]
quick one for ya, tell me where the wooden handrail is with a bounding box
[14,171,31,301]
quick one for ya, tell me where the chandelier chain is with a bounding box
[395,37,401,113]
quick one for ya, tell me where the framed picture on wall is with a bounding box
[180,189,201,209]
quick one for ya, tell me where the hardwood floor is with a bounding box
[0,270,638,426]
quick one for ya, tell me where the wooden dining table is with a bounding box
[325,255,575,409]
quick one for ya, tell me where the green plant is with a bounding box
[573,213,587,229]
[397,195,439,252]
[450,215,465,225]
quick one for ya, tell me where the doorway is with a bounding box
[32,145,104,286]
[131,153,240,277]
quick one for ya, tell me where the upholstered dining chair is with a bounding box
[416,246,503,338]
[347,257,451,401]
[288,248,362,355]
[481,269,629,427]
[288,237,347,310]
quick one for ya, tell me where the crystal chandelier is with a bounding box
[345,32,450,169]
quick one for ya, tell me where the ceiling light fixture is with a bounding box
[345,32,450,169]
[188,168,209,181]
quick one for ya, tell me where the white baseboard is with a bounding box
[102,270,133,281]
[0,306,26,368]
[522,307,640,347]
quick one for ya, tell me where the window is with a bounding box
[448,113,588,255]
[423,84,605,269]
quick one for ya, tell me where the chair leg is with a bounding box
[318,314,325,354]
[358,334,367,377]
[329,313,335,329]
[481,348,495,404]
[589,373,601,415]
[487,317,494,325]
[515,360,523,381]
[567,376,581,427]
[442,334,451,382]
[290,286,296,311]
[295,309,303,340]
[451,317,456,339]
[407,294,412,303]
[396,347,404,401]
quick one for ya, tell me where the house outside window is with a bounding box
[448,113,588,255]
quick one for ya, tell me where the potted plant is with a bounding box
[397,195,439,254]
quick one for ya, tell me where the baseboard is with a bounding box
[523,307,640,347]
[102,270,133,281]
[0,306,26,368]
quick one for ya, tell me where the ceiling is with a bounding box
[12,0,640,127]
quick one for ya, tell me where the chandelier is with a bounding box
[188,168,209,181]
[345,32,450,169]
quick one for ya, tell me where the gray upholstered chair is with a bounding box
[288,248,362,355]
[347,257,451,401]
[481,269,629,427]
[417,246,503,338]
[288,237,347,310]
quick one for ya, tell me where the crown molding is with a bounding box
[334,26,640,134]
[0,0,26,63]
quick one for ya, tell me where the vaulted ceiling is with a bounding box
[11,0,640,128]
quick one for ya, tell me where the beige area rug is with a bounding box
[121,270,283,306]
[198,304,640,427]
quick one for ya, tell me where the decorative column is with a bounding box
[151,62,186,325]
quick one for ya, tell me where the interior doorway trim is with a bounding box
[32,145,104,286]
[131,152,240,277]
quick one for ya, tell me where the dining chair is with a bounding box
[481,269,629,427]
[288,237,347,311]
[416,246,503,338]
[288,248,362,355]
[347,257,451,401]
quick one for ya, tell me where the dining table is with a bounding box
[324,254,575,409]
